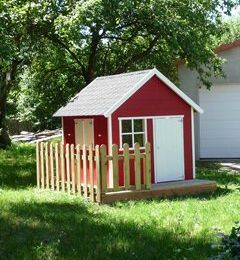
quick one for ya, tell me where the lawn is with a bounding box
[0,144,239,260]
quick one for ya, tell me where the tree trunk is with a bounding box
[0,87,11,149]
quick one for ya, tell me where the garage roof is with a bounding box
[54,68,203,117]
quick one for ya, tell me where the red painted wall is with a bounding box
[63,116,108,147]
[112,75,193,184]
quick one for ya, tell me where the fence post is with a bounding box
[145,142,151,190]
[134,142,141,190]
[95,145,102,203]
[112,144,119,191]
[123,143,130,189]
[36,142,41,189]
[100,145,107,193]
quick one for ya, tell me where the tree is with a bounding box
[15,42,83,130]
[218,17,240,44]
[28,0,237,84]
[0,0,30,148]
[1,0,239,147]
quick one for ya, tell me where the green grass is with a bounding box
[0,144,239,259]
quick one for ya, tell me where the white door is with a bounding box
[199,85,240,158]
[154,117,185,182]
[75,119,94,146]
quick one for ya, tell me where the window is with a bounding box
[120,119,146,148]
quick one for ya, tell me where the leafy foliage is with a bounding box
[211,222,240,259]
[219,18,240,45]
[222,222,240,259]
[1,0,240,133]
[13,43,83,130]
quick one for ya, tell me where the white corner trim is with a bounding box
[191,108,196,179]
[107,115,113,149]
[104,68,203,117]
[107,115,113,188]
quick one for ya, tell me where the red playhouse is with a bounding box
[54,68,203,187]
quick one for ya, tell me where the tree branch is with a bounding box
[44,33,87,82]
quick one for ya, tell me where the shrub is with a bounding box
[212,222,240,259]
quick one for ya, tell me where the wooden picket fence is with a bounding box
[36,142,151,203]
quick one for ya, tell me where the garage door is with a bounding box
[199,84,240,158]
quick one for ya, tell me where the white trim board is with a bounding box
[104,68,203,117]
[191,108,196,179]
[118,115,184,120]
[107,115,113,188]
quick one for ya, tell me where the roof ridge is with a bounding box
[96,69,152,80]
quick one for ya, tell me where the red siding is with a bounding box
[63,115,108,147]
[112,75,193,184]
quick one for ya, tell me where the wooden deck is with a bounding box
[101,179,217,204]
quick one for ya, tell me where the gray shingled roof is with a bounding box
[54,69,151,117]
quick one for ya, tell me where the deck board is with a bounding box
[101,179,217,204]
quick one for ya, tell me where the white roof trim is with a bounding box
[104,68,203,117]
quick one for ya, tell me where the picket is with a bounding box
[40,142,45,188]
[45,142,50,189]
[123,143,130,189]
[70,144,76,194]
[65,144,71,194]
[50,143,54,190]
[82,145,88,198]
[145,142,151,189]
[60,143,65,191]
[95,145,102,203]
[76,145,81,194]
[112,144,119,191]
[36,142,41,189]
[100,145,107,193]
[89,145,94,202]
[134,143,141,190]
[55,143,60,191]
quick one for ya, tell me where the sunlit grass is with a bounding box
[0,144,239,259]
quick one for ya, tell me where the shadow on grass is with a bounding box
[0,200,217,260]
[0,144,36,189]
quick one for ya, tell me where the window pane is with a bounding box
[134,119,144,132]
[134,134,144,147]
[122,120,132,133]
[122,134,133,147]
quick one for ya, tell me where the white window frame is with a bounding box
[119,118,148,149]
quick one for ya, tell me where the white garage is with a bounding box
[199,84,240,158]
